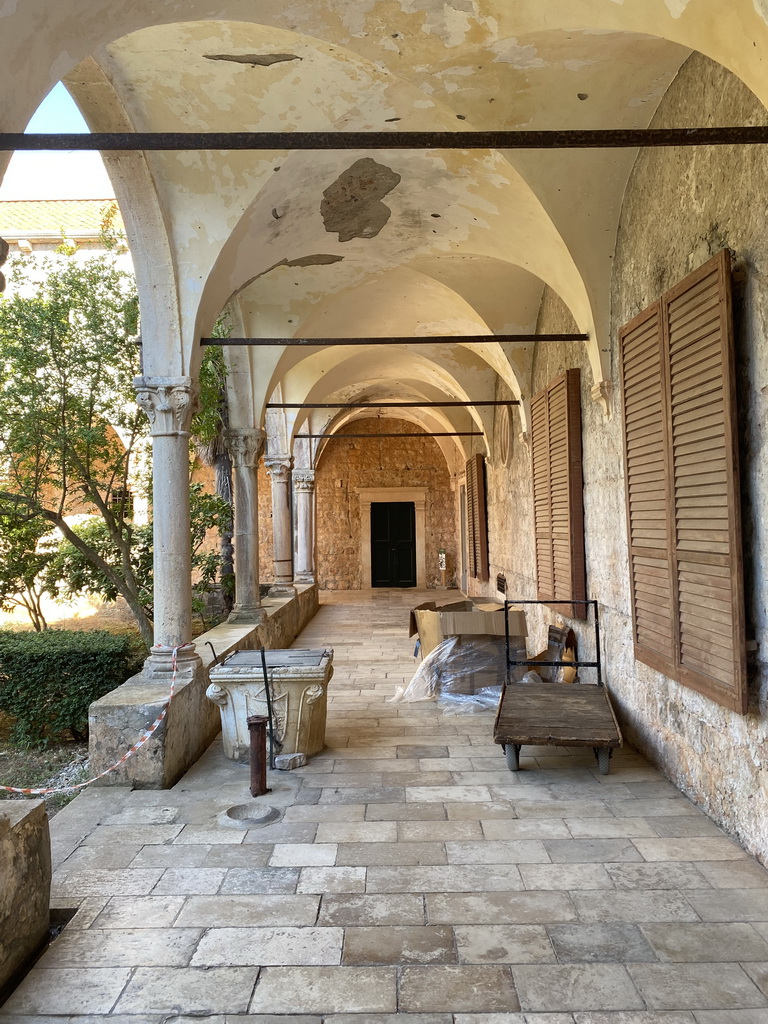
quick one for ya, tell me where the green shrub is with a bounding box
[0,629,143,747]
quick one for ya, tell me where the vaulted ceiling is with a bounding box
[2,0,767,458]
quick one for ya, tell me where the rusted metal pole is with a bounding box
[3,127,768,151]
[247,715,271,797]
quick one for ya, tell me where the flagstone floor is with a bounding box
[3,589,768,1023]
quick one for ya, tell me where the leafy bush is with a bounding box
[0,629,143,747]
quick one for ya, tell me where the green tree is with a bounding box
[191,339,235,616]
[0,250,152,643]
[46,484,232,633]
[0,515,58,631]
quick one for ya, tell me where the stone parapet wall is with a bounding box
[88,585,319,789]
[0,801,50,995]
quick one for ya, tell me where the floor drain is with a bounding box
[223,803,281,827]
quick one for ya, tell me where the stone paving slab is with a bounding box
[11,591,768,1021]
[248,966,397,1013]
[398,965,520,1012]
[113,965,259,1014]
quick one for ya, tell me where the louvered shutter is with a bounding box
[465,454,489,581]
[620,250,746,713]
[531,369,586,617]
[667,251,746,711]
[531,388,554,599]
[620,302,676,674]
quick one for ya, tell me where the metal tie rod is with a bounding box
[201,334,587,346]
[3,127,768,151]
[267,400,519,408]
[307,432,482,438]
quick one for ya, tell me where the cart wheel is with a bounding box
[596,747,611,775]
[505,744,521,771]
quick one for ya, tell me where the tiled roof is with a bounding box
[0,199,123,238]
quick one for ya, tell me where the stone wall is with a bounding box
[314,417,457,590]
[481,52,768,861]
[0,801,50,995]
[606,53,768,859]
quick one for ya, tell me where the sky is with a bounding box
[0,82,116,201]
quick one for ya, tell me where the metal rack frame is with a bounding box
[503,598,603,688]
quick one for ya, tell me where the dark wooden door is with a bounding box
[371,502,417,587]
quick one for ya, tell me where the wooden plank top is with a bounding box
[493,682,622,748]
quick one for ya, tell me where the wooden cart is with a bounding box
[493,599,622,774]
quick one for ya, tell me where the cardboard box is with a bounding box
[409,598,527,658]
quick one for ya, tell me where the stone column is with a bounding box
[293,469,316,584]
[134,375,200,678]
[224,427,267,624]
[264,455,295,597]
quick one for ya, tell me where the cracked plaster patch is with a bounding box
[321,159,402,243]
[251,254,345,282]
[204,53,302,66]
[396,0,495,48]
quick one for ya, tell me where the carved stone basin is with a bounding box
[207,648,333,763]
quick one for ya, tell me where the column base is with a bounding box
[268,582,297,598]
[143,644,201,683]
[227,605,268,625]
[293,572,315,585]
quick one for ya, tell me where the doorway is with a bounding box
[370,502,417,587]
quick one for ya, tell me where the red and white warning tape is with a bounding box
[0,643,190,796]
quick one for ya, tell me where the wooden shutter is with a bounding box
[530,369,586,617]
[620,250,746,713]
[465,454,489,581]
[620,302,676,675]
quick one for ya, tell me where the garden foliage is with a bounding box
[0,629,143,747]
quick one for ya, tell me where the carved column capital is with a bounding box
[223,427,266,469]
[264,454,293,482]
[134,376,198,437]
[293,469,315,493]
[591,379,614,419]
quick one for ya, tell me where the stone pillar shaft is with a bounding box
[265,455,295,596]
[134,376,199,669]
[224,428,266,623]
[293,469,315,584]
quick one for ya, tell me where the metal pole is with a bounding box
[504,599,511,689]
[267,400,520,409]
[306,432,482,438]
[260,646,277,769]
[593,600,604,688]
[201,334,587,346]
[247,715,270,796]
[5,127,768,151]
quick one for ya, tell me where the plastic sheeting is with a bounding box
[389,634,526,713]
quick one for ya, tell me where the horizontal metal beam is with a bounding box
[3,127,768,151]
[268,400,518,408]
[306,432,482,438]
[203,334,586,346]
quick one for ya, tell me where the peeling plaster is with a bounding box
[321,158,402,243]
[491,39,547,69]
[204,53,302,66]
[664,0,692,17]
[755,0,768,22]
[563,59,596,71]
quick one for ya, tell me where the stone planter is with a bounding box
[207,648,333,762]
